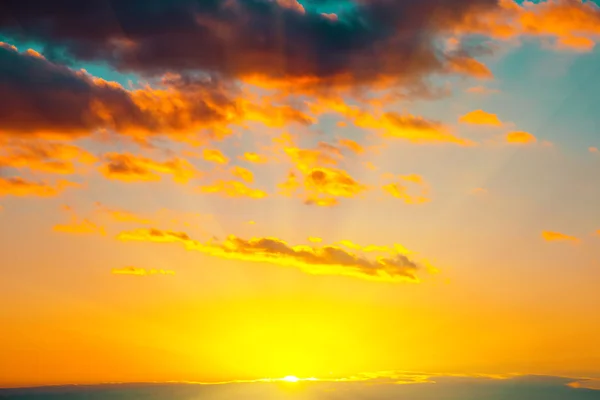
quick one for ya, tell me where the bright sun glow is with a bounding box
[282,376,300,383]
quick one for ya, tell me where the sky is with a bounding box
[1,0,600,392]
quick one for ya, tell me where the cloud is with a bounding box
[199,180,267,199]
[301,167,368,207]
[0,44,312,141]
[567,379,600,391]
[230,166,254,183]
[93,203,152,225]
[116,228,426,283]
[0,44,236,140]
[357,112,474,146]
[455,0,600,52]
[310,98,473,146]
[465,85,499,94]
[239,152,268,164]
[382,174,431,204]
[112,266,175,276]
[53,220,105,235]
[276,136,368,206]
[53,205,106,235]
[338,138,364,155]
[0,177,78,197]
[99,153,198,183]
[0,140,96,174]
[203,149,229,165]
[506,131,537,144]
[0,0,499,94]
[459,110,503,126]
[446,55,493,79]
[542,231,580,243]
[589,146,599,153]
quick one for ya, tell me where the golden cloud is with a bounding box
[230,166,254,183]
[99,153,198,183]
[0,140,96,174]
[277,136,368,206]
[506,131,537,144]
[93,203,152,225]
[239,152,268,164]
[358,112,474,146]
[0,177,79,197]
[203,148,229,165]
[199,180,267,199]
[53,206,106,235]
[455,0,600,52]
[302,167,367,206]
[542,231,580,243]
[382,174,431,205]
[117,228,427,283]
[459,110,503,126]
[308,98,473,146]
[338,138,365,155]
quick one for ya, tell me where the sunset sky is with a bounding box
[1,0,600,391]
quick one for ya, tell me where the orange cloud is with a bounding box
[382,174,431,205]
[53,219,106,235]
[277,136,368,206]
[99,153,198,183]
[0,141,96,174]
[466,85,500,94]
[0,177,78,197]
[459,110,503,126]
[53,206,106,235]
[308,98,473,146]
[275,0,305,14]
[230,166,254,183]
[506,131,537,144]
[357,112,474,146]
[117,228,427,283]
[589,147,599,153]
[278,172,301,197]
[202,149,229,165]
[303,167,368,207]
[0,44,314,142]
[239,152,268,164]
[284,146,341,171]
[112,266,175,276]
[338,138,364,155]
[321,13,338,22]
[542,231,580,243]
[456,0,600,52]
[93,203,152,225]
[447,56,493,79]
[199,180,267,199]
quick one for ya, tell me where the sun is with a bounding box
[282,376,300,383]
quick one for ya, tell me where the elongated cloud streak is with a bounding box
[116,228,426,283]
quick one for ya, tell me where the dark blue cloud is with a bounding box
[0,0,498,86]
